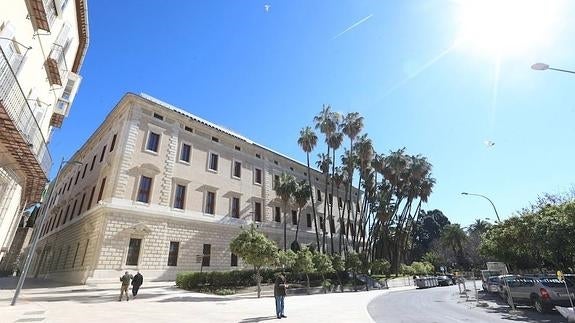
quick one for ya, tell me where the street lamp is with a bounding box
[531,62,575,74]
[11,158,82,306]
[460,192,501,222]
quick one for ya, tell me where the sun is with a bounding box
[454,0,563,57]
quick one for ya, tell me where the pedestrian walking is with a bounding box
[132,271,143,298]
[119,271,133,301]
[274,273,288,319]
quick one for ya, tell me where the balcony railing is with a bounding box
[25,0,58,32]
[0,47,52,202]
[44,44,68,86]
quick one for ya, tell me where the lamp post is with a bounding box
[531,63,575,74]
[11,158,82,306]
[460,192,501,223]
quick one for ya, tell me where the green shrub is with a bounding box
[370,259,391,275]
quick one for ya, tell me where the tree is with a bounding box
[298,126,321,250]
[345,252,362,291]
[292,181,311,251]
[277,249,296,270]
[411,209,450,261]
[274,173,297,251]
[330,254,345,292]
[313,252,334,292]
[441,224,467,268]
[230,225,278,298]
[370,259,391,276]
[293,248,316,292]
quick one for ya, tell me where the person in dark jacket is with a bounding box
[274,273,288,319]
[119,271,133,301]
[132,271,143,297]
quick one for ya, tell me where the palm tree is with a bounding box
[468,219,491,235]
[298,126,321,249]
[441,224,467,265]
[327,130,343,254]
[274,173,297,251]
[314,105,338,253]
[340,112,363,252]
[292,180,311,250]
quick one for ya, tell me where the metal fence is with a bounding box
[0,47,51,176]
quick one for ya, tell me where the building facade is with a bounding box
[0,0,89,269]
[32,93,359,283]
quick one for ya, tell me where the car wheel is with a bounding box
[532,296,550,313]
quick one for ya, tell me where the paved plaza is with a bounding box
[0,277,413,323]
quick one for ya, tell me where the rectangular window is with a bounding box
[211,136,219,143]
[82,163,88,178]
[63,204,70,225]
[202,244,211,267]
[146,132,160,152]
[231,197,240,218]
[67,177,73,191]
[74,171,80,185]
[70,199,77,220]
[254,168,262,184]
[97,177,106,202]
[208,153,219,171]
[292,210,298,225]
[317,189,322,201]
[126,238,142,266]
[88,186,96,209]
[72,242,80,268]
[174,184,186,209]
[137,176,152,203]
[99,145,107,162]
[306,213,312,228]
[167,241,179,266]
[81,239,90,266]
[56,209,63,227]
[90,155,96,171]
[153,113,164,120]
[233,161,241,178]
[274,206,281,223]
[205,191,215,214]
[180,143,191,163]
[231,253,238,267]
[78,193,85,216]
[110,134,117,152]
[254,202,262,222]
[234,145,241,151]
[184,126,193,133]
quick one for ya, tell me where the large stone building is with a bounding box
[0,0,89,269]
[32,93,359,283]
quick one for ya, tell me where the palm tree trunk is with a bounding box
[322,146,330,253]
[283,208,287,251]
[294,207,302,242]
[306,153,321,249]
[329,147,337,255]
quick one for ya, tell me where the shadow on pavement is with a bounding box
[238,315,279,322]
[158,296,238,303]
[478,291,563,323]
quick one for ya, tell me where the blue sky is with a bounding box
[50,0,575,226]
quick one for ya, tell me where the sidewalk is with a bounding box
[0,277,414,323]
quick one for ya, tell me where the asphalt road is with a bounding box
[368,283,566,323]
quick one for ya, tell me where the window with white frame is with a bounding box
[173,184,186,209]
[233,160,241,178]
[146,132,160,152]
[254,168,262,184]
[205,191,216,214]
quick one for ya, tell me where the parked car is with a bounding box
[497,275,520,299]
[485,276,500,293]
[502,276,574,313]
[445,274,456,284]
[437,275,453,286]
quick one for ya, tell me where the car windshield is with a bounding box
[488,277,499,283]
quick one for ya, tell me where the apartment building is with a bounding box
[32,93,359,283]
[0,0,89,269]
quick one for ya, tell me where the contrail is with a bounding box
[332,14,373,40]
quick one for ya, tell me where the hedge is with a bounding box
[176,269,355,290]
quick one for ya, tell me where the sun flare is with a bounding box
[455,0,563,57]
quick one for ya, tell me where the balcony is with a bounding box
[0,48,52,203]
[50,72,80,128]
[24,0,58,32]
[44,44,68,86]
